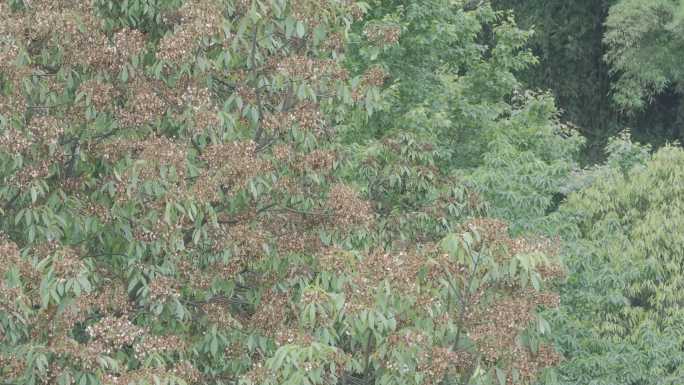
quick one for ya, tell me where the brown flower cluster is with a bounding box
[352,66,388,101]
[1,115,65,158]
[384,329,473,383]
[241,361,276,385]
[326,183,373,229]
[147,275,182,302]
[269,219,325,255]
[0,92,25,122]
[468,297,535,363]
[177,256,245,292]
[266,102,328,133]
[77,79,118,112]
[344,1,367,21]
[79,199,112,223]
[321,31,345,53]
[133,333,187,359]
[363,66,388,87]
[177,82,220,133]
[508,235,561,257]
[101,361,201,385]
[316,248,358,275]
[136,136,189,181]
[507,344,562,385]
[0,286,22,316]
[416,221,563,382]
[96,139,145,163]
[249,289,292,336]
[289,0,333,29]
[343,249,424,314]
[385,329,429,349]
[111,29,147,68]
[0,239,34,315]
[530,289,562,309]
[0,40,20,78]
[201,302,244,329]
[58,282,131,330]
[0,238,33,280]
[225,223,271,260]
[463,218,510,245]
[15,3,144,73]
[48,334,103,373]
[192,141,270,201]
[157,30,196,64]
[271,143,294,162]
[0,6,29,117]
[0,127,31,155]
[72,25,145,73]
[191,108,222,133]
[157,0,225,64]
[271,55,348,82]
[6,150,63,191]
[235,84,257,105]
[50,247,85,279]
[27,115,65,147]
[86,316,145,352]
[274,329,315,347]
[0,353,26,382]
[103,136,188,204]
[421,347,473,385]
[463,218,563,269]
[363,24,401,46]
[117,79,168,127]
[536,262,566,282]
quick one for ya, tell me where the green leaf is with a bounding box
[495,367,506,385]
[296,20,306,38]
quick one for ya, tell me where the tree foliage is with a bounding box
[604,0,684,112]
[342,0,582,237]
[0,1,569,385]
[494,0,684,157]
[491,0,617,158]
[546,143,684,385]
[6,0,683,384]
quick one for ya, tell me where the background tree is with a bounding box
[342,0,582,238]
[604,0,684,130]
[493,0,684,160]
[543,142,684,385]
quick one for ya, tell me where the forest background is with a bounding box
[1,0,684,385]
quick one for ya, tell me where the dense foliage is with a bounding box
[547,143,684,385]
[2,1,684,385]
[0,1,573,385]
[604,0,684,112]
[491,0,615,158]
[494,0,684,157]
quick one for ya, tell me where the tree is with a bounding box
[494,0,684,158]
[546,143,684,385]
[491,0,617,160]
[342,0,582,238]
[1,0,369,383]
[604,0,684,113]
[0,1,568,384]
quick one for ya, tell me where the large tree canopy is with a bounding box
[3,1,684,385]
[0,1,571,385]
